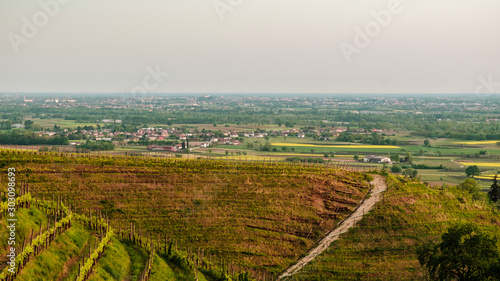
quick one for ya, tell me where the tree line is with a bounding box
[0,131,68,145]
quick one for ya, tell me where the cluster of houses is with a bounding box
[61,127,249,148]
[11,123,384,139]
[29,122,386,152]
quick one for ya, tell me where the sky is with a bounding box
[1,0,499,95]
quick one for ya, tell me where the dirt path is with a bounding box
[278,175,387,280]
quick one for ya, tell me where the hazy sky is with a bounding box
[1,0,499,95]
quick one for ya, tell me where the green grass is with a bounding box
[24,118,104,129]
[66,230,209,281]
[88,238,153,281]
[149,254,176,281]
[0,205,48,258]
[156,252,213,281]
[87,237,140,281]
[122,240,149,280]
[158,254,196,281]
[15,222,94,281]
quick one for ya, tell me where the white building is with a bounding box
[363,155,391,164]
[11,124,25,128]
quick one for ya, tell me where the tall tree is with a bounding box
[405,152,413,164]
[418,223,500,281]
[488,174,500,202]
[390,154,400,163]
[465,165,480,178]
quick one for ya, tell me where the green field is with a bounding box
[210,135,500,188]
[24,118,104,129]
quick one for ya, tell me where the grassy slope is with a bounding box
[121,240,149,280]
[87,237,129,280]
[0,205,48,258]
[15,222,95,281]
[89,238,211,281]
[0,199,243,281]
[155,253,212,281]
[149,254,176,281]
[293,175,500,280]
[2,152,370,277]
[87,238,149,281]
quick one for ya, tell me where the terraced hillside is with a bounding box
[292,175,500,280]
[0,189,218,280]
[0,190,107,281]
[1,150,371,279]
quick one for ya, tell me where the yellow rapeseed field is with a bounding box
[459,162,500,167]
[475,175,498,180]
[453,140,500,145]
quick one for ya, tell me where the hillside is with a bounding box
[0,189,166,281]
[292,174,500,280]
[14,222,96,281]
[0,205,49,270]
[1,150,371,278]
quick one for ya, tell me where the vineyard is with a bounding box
[0,178,250,280]
[0,150,371,280]
[292,175,500,280]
